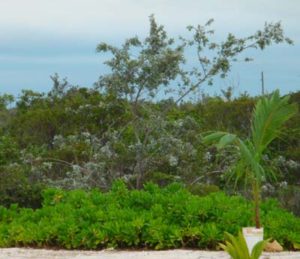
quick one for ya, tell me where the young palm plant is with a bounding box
[219,232,268,259]
[203,90,297,228]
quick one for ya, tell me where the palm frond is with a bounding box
[203,131,239,150]
[251,90,298,155]
[202,131,230,145]
[220,231,267,259]
[251,239,268,259]
[226,161,251,190]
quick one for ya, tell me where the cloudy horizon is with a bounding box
[1,0,299,98]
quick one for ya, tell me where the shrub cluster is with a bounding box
[0,182,299,250]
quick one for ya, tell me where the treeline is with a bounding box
[0,84,299,212]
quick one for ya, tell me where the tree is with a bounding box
[95,15,292,188]
[203,90,297,228]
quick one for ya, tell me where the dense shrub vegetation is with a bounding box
[0,182,299,250]
[0,87,298,212]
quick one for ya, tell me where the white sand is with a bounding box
[0,249,300,259]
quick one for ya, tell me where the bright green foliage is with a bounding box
[0,183,299,250]
[219,232,267,259]
[261,199,300,250]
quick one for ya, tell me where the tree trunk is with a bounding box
[253,181,261,228]
[134,150,145,189]
[135,162,144,189]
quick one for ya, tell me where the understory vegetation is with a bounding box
[0,182,299,250]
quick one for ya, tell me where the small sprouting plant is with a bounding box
[219,232,267,259]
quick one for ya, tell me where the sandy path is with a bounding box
[0,249,300,259]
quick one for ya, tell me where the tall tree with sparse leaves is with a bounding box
[95,15,292,188]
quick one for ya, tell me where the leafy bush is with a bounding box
[261,199,300,249]
[0,164,43,208]
[0,182,299,250]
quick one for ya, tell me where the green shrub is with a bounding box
[0,165,43,208]
[261,199,300,249]
[0,182,299,250]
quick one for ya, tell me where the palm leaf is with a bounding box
[216,134,238,149]
[251,239,268,259]
[251,90,298,155]
[202,131,229,145]
[236,139,266,183]
[225,161,250,189]
[203,132,239,149]
[220,232,251,259]
[236,231,251,258]
[220,232,267,259]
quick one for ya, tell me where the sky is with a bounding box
[0,0,299,98]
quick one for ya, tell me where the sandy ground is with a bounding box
[0,249,300,259]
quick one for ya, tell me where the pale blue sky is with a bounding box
[0,0,299,98]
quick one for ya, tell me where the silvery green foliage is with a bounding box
[275,155,300,171]
[21,113,203,190]
[19,133,105,190]
[168,155,178,167]
[125,112,203,187]
[272,155,300,185]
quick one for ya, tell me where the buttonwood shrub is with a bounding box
[0,181,299,250]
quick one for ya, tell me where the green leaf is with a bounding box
[251,240,267,259]
[251,90,298,155]
[202,131,228,145]
[220,232,251,259]
[216,134,237,149]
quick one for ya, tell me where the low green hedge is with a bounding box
[0,181,299,250]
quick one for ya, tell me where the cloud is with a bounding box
[0,0,299,41]
[0,55,101,64]
[0,0,299,97]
